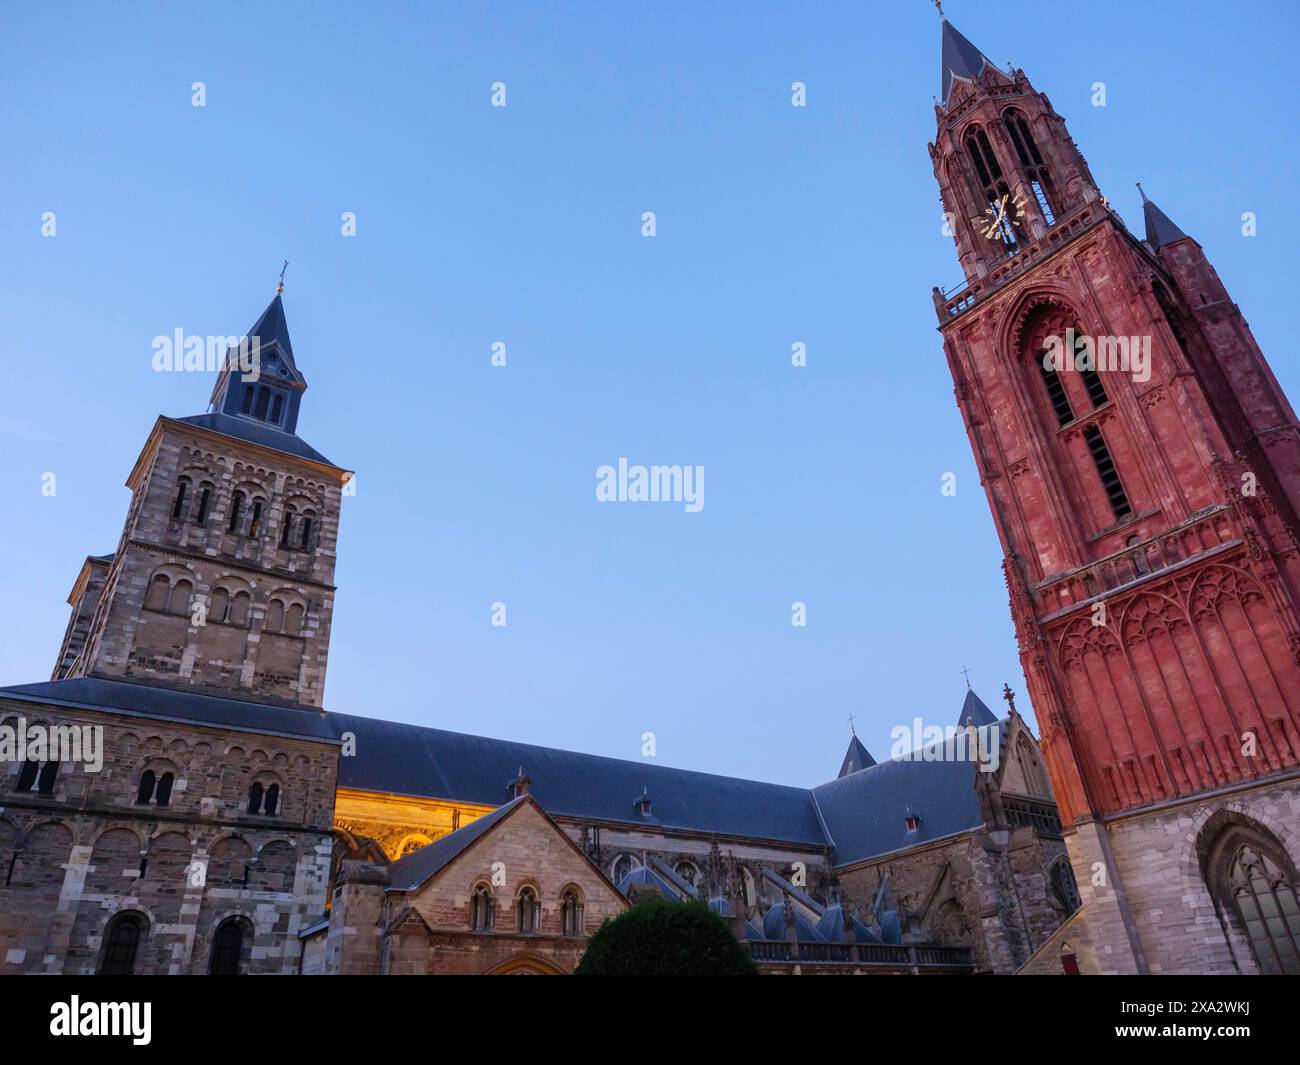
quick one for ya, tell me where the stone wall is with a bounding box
[0,698,337,974]
[1068,773,1300,974]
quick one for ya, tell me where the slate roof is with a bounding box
[385,796,526,891]
[940,19,995,103]
[245,293,302,381]
[616,863,681,900]
[956,689,998,728]
[325,711,828,846]
[1139,186,1190,249]
[0,676,338,744]
[810,722,1005,867]
[838,734,877,778]
[175,412,336,467]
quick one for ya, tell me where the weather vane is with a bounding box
[933,0,944,17]
[276,259,289,294]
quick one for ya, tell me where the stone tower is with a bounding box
[58,290,352,707]
[928,18,1300,973]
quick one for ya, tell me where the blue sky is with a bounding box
[2,1,1296,787]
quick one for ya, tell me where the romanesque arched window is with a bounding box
[265,599,285,633]
[470,882,495,931]
[228,491,244,533]
[99,912,146,975]
[560,887,584,936]
[516,886,540,933]
[168,579,193,616]
[228,591,251,627]
[247,782,263,815]
[279,504,297,547]
[146,573,170,611]
[285,603,305,635]
[135,769,175,806]
[194,482,214,524]
[1205,824,1300,975]
[299,511,314,549]
[254,387,270,420]
[209,917,246,975]
[209,587,230,623]
[136,770,155,805]
[270,393,284,424]
[248,498,264,538]
[263,783,280,816]
[171,477,190,520]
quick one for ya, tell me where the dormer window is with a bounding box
[905,811,921,832]
[633,788,652,817]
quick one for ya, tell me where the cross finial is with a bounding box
[847,712,857,736]
[1002,683,1018,714]
[276,259,289,294]
[960,665,972,690]
[932,0,944,19]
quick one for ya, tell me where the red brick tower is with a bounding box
[929,17,1300,973]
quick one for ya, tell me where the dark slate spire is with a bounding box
[1137,182,1189,250]
[957,689,999,728]
[838,734,877,778]
[208,289,309,436]
[939,18,995,104]
[245,292,303,382]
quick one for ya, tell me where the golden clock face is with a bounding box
[973,193,1026,239]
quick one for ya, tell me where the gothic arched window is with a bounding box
[1205,826,1300,975]
[270,393,284,424]
[1015,735,1049,796]
[240,386,253,415]
[610,853,636,886]
[254,387,270,420]
[470,882,495,931]
[99,912,146,975]
[1082,424,1132,521]
[1002,108,1056,224]
[1050,858,1081,915]
[964,126,1018,250]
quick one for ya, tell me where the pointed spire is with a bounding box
[939,17,997,104]
[246,292,298,371]
[1137,183,1189,249]
[838,734,877,778]
[957,688,999,728]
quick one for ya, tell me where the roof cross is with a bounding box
[276,259,289,294]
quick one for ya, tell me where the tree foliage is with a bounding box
[575,897,758,975]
